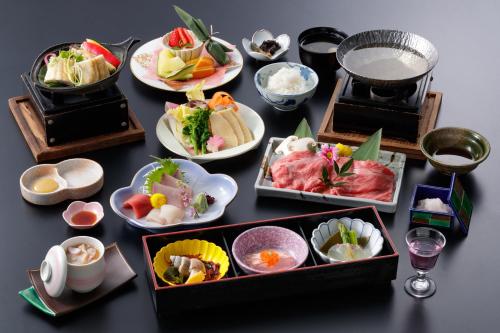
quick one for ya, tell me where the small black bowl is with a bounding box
[298,27,348,76]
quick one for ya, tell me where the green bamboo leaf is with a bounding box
[206,39,229,65]
[173,6,209,41]
[352,128,382,161]
[194,18,210,38]
[293,118,314,139]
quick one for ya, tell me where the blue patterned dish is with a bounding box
[110,159,237,232]
[254,62,318,111]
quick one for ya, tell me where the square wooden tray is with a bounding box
[8,96,145,162]
[317,80,442,160]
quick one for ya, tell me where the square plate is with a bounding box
[254,137,406,213]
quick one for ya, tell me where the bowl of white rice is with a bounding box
[254,62,318,111]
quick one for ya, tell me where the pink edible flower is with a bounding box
[319,144,339,165]
[206,135,225,153]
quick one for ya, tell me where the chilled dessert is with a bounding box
[66,243,100,265]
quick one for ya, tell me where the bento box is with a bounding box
[255,137,406,213]
[142,206,399,315]
[409,173,473,235]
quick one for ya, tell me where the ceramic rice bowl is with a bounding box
[311,217,384,263]
[153,239,230,286]
[231,226,309,274]
[254,62,318,111]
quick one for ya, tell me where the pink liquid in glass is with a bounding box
[408,238,443,271]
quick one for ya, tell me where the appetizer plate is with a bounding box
[130,37,243,92]
[255,137,406,213]
[110,159,237,232]
[156,102,265,163]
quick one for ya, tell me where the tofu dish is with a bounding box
[42,39,121,87]
[166,83,253,155]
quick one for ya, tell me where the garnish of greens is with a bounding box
[144,157,180,194]
[163,266,185,284]
[320,158,354,188]
[338,222,358,246]
[182,107,211,155]
[174,5,232,65]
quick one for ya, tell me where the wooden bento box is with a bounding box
[142,206,399,315]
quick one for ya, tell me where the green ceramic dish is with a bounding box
[420,127,490,174]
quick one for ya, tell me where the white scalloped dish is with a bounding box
[311,217,384,263]
[20,159,104,206]
[110,159,237,232]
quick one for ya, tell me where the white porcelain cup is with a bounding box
[60,236,106,293]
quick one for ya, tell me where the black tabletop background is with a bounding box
[1,0,498,332]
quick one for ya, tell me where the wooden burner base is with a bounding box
[8,96,145,162]
[317,80,442,160]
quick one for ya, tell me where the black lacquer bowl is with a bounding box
[298,27,348,76]
[30,37,140,95]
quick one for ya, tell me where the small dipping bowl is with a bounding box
[298,27,348,76]
[63,201,104,230]
[254,62,318,111]
[420,127,490,174]
[231,226,309,275]
[311,217,384,264]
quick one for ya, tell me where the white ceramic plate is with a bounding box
[254,137,406,213]
[110,159,238,232]
[156,102,265,163]
[130,36,243,92]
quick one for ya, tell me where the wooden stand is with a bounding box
[8,96,145,162]
[317,80,442,160]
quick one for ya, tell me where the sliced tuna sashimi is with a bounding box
[122,194,153,218]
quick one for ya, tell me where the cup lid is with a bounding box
[40,245,67,298]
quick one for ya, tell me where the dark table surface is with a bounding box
[1,0,498,332]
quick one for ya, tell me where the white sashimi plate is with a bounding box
[130,36,243,92]
[110,159,238,232]
[156,102,265,163]
[254,137,406,213]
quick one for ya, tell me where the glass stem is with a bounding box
[416,270,428,281]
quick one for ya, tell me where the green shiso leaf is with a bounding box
[144,157,180,194]
[293,118,314,139]
[352,128,382,161]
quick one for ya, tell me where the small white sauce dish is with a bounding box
[19,158,104,206]
[311,217,384,263]
[254,62,318,111]
[242,29,290,61]
[62,201,104,230]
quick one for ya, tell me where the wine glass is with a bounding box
[404,227,446,298]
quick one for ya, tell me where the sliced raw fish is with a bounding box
[123,194,153,218]
[152,183,192,208]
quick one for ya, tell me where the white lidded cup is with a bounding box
[40,236,106,297]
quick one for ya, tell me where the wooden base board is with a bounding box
[8,96,145,162]
[317,80,442,160]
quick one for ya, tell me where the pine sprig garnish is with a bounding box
[144,157,180,194]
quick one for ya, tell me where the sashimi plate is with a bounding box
[110,159,237,232]
[130,36,243,92]
[255,137,406,213]
[156,102,265,163]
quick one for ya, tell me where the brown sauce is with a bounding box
[71,211,97,226]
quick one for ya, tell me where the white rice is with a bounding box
[266,67,307,94]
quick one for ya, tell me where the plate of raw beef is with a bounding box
[255,137,406,213]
